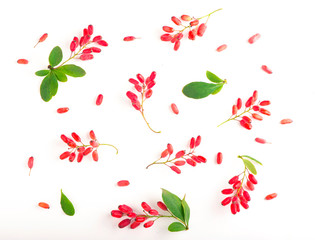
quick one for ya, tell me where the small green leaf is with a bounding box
[206,71,223,83]
[168,222,187,232]
[49,46,63,67]
[60,190,75,216]
[53,69,68,82]
[40,72,58,102]
[182,82,221,99]
[162,189,185,222]
[58,64,86,77]
[181,195,190,226]
[243,159,257,175]
[35,70,50,76]
[241,155,263,165]
[211,83,224,95]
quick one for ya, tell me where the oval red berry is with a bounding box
[117,180,130,187]
[38,202,50,209]
[217,152,223,164]
[280,119,293,125]
[216,44,227,52]
[171,103,179,114]
[17,59,29,64]
[57,107,69,114]
[265,193,277,200]
[96,94,103,106]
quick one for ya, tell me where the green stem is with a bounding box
[99,143,119,154]
[217,107,252,127]
[197,8,223,20]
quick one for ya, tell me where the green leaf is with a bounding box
[182,82,222,99]
[211,83,224,95]
[161,189,185,222]
[168,222,187,232]
[241,155,263,165]
[181,195,190,226]
[58,64,86,77]
[35,70,50,76]
[206,71,223,83]
[243,159,257,175]
[53,69,68,82]
[60,190,75,216]
[40,72,58,102]
[49,46,63,67]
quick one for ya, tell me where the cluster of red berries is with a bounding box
[218,90,271,130]
[221,172,258,215]
[160,9,222,51]
[111,201,168,229]
[146,136,206,174]
[69,25,108,61]
[59,130,118,162]
[126,71,160,133]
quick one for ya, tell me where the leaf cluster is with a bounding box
[239,155,263,175]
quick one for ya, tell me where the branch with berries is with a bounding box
[221,155,262,214]
[160,9,222,51]
[218,90,271,129]
[35,24,108,102]
[59,130,118,162]
[126,71,160,133]
[146,136,207,174]
[111,189,190,232]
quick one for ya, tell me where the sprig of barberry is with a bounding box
[146,136,206,174]
[221,155,262,215]
[160,9,222,51]
[35,24,108,102]
[59,130,118,162]
[126,71,161,133]
[111,189,190,232]
[218,90,271,129]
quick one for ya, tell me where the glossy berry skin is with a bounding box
[229,176,239,184]
[221,189,233,195]
[118,219,131,228]
[130,222,140,229]
[240,120,252,130]
[243,191,251,201]
[144,220,154,228]
[248,33,261,44]
[170,166,181,174]
[171,16,182,25]
[111,210,123,218]
[248,174,258,184]
[118,205,133,214]
[123,36,136,41]
[197,23,207,37]
[38,202,50,209]
[221,197,232,206]
[141,202,151,212]
[217,152,223,164]
[96,94,103,105]
[265,193,277,200]
[17,59,29,64]
[171,103,179,114]
[280,119,293,124]
[261,65,272,74]
[157,201,167,211]
[117,180,130,187]
[246,180,255,191]
[216,44,227,52]
[57,107,69,114]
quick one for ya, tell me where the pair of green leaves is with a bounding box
[239,155,263,175]
[60,189,75,216]
[36,46,86,102]
[161,189,190,232]
[182,71,226,99]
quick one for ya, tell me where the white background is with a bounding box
[1,0,314,239]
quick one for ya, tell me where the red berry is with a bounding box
[175,150,185,158]
[190,137,195,149]
[67,139,76,148]
[240,200,249,209]
[135,216,146,222]
[171,103,179,115]
[130,221,140,229]
[17,59,29,64]
[280,118,293,125]
[127,212,137,218]
[157,201,168,211]
[221,197,232,206]
[174,40,180,51]
[90,140,99,148]
[70,41,77,52]
[243,191,251,201]
[34,33,48,48]
[69,152,76,162]
[96,94,103,106]
[242,116,252,123]
[261,65,272,74]
[233,181,241,189]
[217,152,223,164]
[171,16,182,25]
[118,219,131,228]
[230,203,237,215]
[82,35,91,45]
[97,40,108,47]
[255,137,268,144]
[190,19,199,26]
[197,23,207,37]
[160,34,172,41]
[132,100,141,111]
[28,156,34,171]
[216,44,227,52]
[77,147,85,153]
[248,33,261,44]
[147,81,156,89]
[167,143,173,155]
[191,156,201,163]
[91,47,101,53]
[186,158,197,167]
[93,36,102,42]
[236,98,242,110]
[38,202,50,209]
[248,174,258,184]
[246,180,255,191]
[197,156,207,163]
[118,205,133,214]
[57,107,69,114]
[252,105,260,111]
[145,89,152,99]
[60,151,70,160]
[221,189,233,195]
[144,220,154,228]
[265,193,277,200]
[259,108,271,116]
[83,28,88,36]
[259,100,271,106]
[195,135,201,147]
[88,25,93,35]
[188,29,197,40]
[170,166,181,174]
[80,53,93,61]
[162,26,174,33]
[123,36,136,41]
[117,180,130,187]
[141,202,151,211]
[149,71,156,81]
[129,78,139,85]
[92,150,98,161]
[252,90,258,102]
[71,132,81,142]
[83,147,93,156]
[252,113,263,121]
[89,130,96,140]
[73,37,79,43]
[174,160,186,166]
[229,176,239,184]
[148,209,159,216]
[82,48,92,54]
[235,202,240,212]
[245,97,254,107]
[126,91,138,101]
[161,149,169,158]
[240,120,252,130]
[61,135,69,144]
[77,153,83,162]
[136,74,144,83]
[232,105,238,115]
[181,15,192,21]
